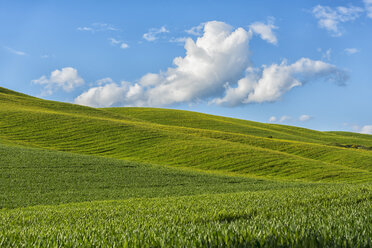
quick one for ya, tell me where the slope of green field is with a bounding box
[1,87,372,247]
[0,142,293,209]
[0,87,372,182]
[106,107,372,146]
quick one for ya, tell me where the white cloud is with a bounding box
[77,27,94,32]
[169,37,188,43]
[77,23,118,33]
[344,48,359,55]
[299,115,312,122]
[352,125,372,134]
[249,19,278,45]
[360,125,372,134]
[5,47,27,56]
[75,21,348,108]
[364,0,372,18]
[353,125,372,134]
[214,57,348,106]
[279,115,292,123]
[312,5,364,36]
[185,23,205,36]
[32,67,84,95]
[268,116,277,122]
[93,77,115,87]
[75,81,135,107]
[322,48,332,61]
[109,38,121,45]
[77,21,251,107]
[109,38,129,49]
[143,26,169,41]
[270,115,312,123]
[120,43,129,49]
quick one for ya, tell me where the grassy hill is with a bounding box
[1,142,298,209]
[0,87,371,247]
[0,87,371,182]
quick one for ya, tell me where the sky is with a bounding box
[0,0,371,134]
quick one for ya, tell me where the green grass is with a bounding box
[0,142,296,209]
[0,87,372,247]
[1,185,371,247]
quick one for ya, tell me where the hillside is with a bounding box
[0,87,372,182]
[1,87,371,247]
[3,142,301,209]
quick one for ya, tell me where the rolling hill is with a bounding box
[0,86,371,182]
[0,86,371,247]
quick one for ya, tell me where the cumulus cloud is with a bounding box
[75,81,139,107]
[312,5,364,36]
[249,19,278,45]
[344,48,359,55]
[364,0,372,18]
[214,57,348,106]
[32,67,84,95]
[299,115,312,122]
[75,21,348,108]
[77,21,251,107]
[143,26,169,41]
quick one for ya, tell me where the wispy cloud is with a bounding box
[77,23,119,33]
[77,27,94,32]
[185,23,204,36]
[299,115,312,122]
[344,48,359,55]
[268,116,277,122]
[269,115,312,123]
[108,38,129,49]
[169,37,188,44]
[143,26,169,42]
[109,38,121,45]
[279,116,292,123]
[322,48,332,61]
[364,0,372,18]
[4,46,27,56]
[312,5,364,36]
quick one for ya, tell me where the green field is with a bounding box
[0,86,371,247]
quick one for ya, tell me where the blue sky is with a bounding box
[1,0,371,133]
